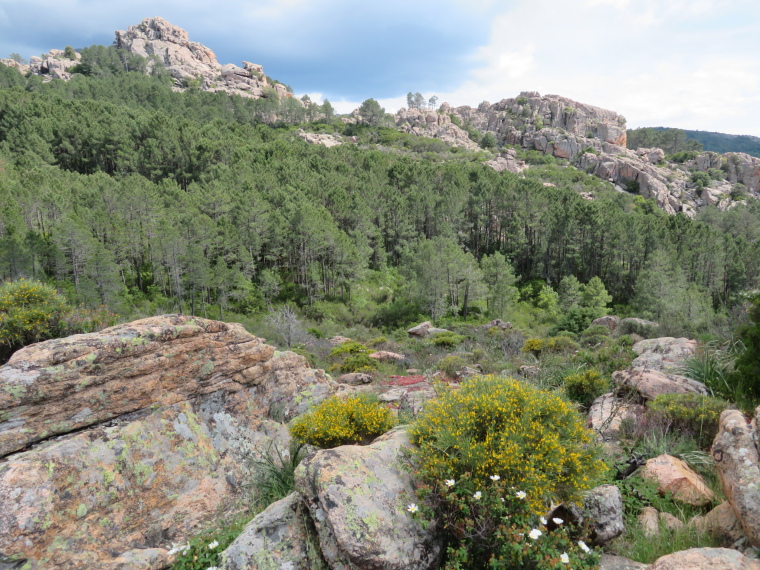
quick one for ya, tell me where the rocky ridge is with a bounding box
[114,17,292,100]
[394,92,760,216]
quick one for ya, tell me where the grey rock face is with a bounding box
[584,484,625,545]
[221,492,322,570]
[294,427,442,570]
[712,408,760,548]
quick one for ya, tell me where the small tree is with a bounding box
[428,95,439,110]
[358,98,385,126]
[558,275,583,311]
[266,305,307,349]
[480,132,497,149]
[63,46,77,60]
[581,276,612,312]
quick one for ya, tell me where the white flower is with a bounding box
[489,474,501,481]
[407,503,419,513]
[444,479,456,488]
[207,567,220,570]
[528,528,542,540]
[578,540,590,553]
[473,491,482,500]
[540,517,548,525]
[515,491,527,499]
[553,517,564,525]
[208,540,219,549]
[500,498,505,502]
[168,543,190,556]
[560,552,570,564]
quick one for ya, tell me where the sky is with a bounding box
[1,0,759,136]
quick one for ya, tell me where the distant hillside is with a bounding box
[670,128,760,158]
[628,126,760,158]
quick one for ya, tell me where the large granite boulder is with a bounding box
[712,408,760,548]
[221,492,322,570]
[650,548,760,569]
[295,427,442,570]
[0,315,335,569]
[631,337,698,373]
[641,454,716,507]
[612,369,708,401]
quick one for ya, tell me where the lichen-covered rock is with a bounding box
[612,369,708,401]
[0,315,332,458]
[592,315,622,334]
[584,484,625,545]
[221,492,322,570]
[642,454,716,507]
[0,315,335,568]
[631,337,698,373]
[600,554,650,569]
[639,507,684,537]
[295,427,441,570]
[712,408,760,548]
[650,547,760,569]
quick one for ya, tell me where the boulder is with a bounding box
[329,336,353,346]
[337,373,373,385]
[221,492,321,570]
[650,548,760,569]
[407,321,433,338]
[592,315,621,334]
[612,368,708,401]
[295,427,442,569]
[641,454,716,507]
[691,501,746,543]
[639,507,684,537]
[583,484,625,545]
[587,392,646,439]
[368,351,406,362]
[478,319,513,331]
[0,315,332,457]
[711,408,760,548]
[0,315,335,568]
[600,554,650,569]
[631,337,698,373]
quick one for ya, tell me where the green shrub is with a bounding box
[289,395,395,448]
[580,333,610,348]
[690,172,711,190]
[0,280,68,356]
[647,393,730,448]
[337,353,378,373]
[430,331,465,348]
[329,341,372,357]
[411,376,606,509]
[551,307,604,335]
[616,319,659,338]
[367,336,388,347]
[574,340,636,375]
[437,354,465,377]
[545,335,581,353]
[581,325,611,338]
[564,369,610,408]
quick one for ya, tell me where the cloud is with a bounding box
[0,0,758,134]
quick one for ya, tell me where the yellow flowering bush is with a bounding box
[564,368,610,408]
[410,375,607,510]
[522,338,544,356]
[289,395,395,448]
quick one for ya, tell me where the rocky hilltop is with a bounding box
[394,92,760,216]
[3,17,293,102]
[114,17,292,100]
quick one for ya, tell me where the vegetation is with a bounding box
[289,394,395,447]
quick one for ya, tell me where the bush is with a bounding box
[551,307,604,335]
[430,331,465,348]
[581,325,611,338]
[413,472,600,569]
[647,393,730,448]
[545,336,581,353]
[564,369,610,408]
[249,440,308,510]
[522,338,544,356]
[690,172,711,190]
[290,395,395,448]
[574,340,636,375]
[337,352,378,374]
[0,280,68,355]
[437,354,465,377]
[329,340,372,357]
[411,376,607,510]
